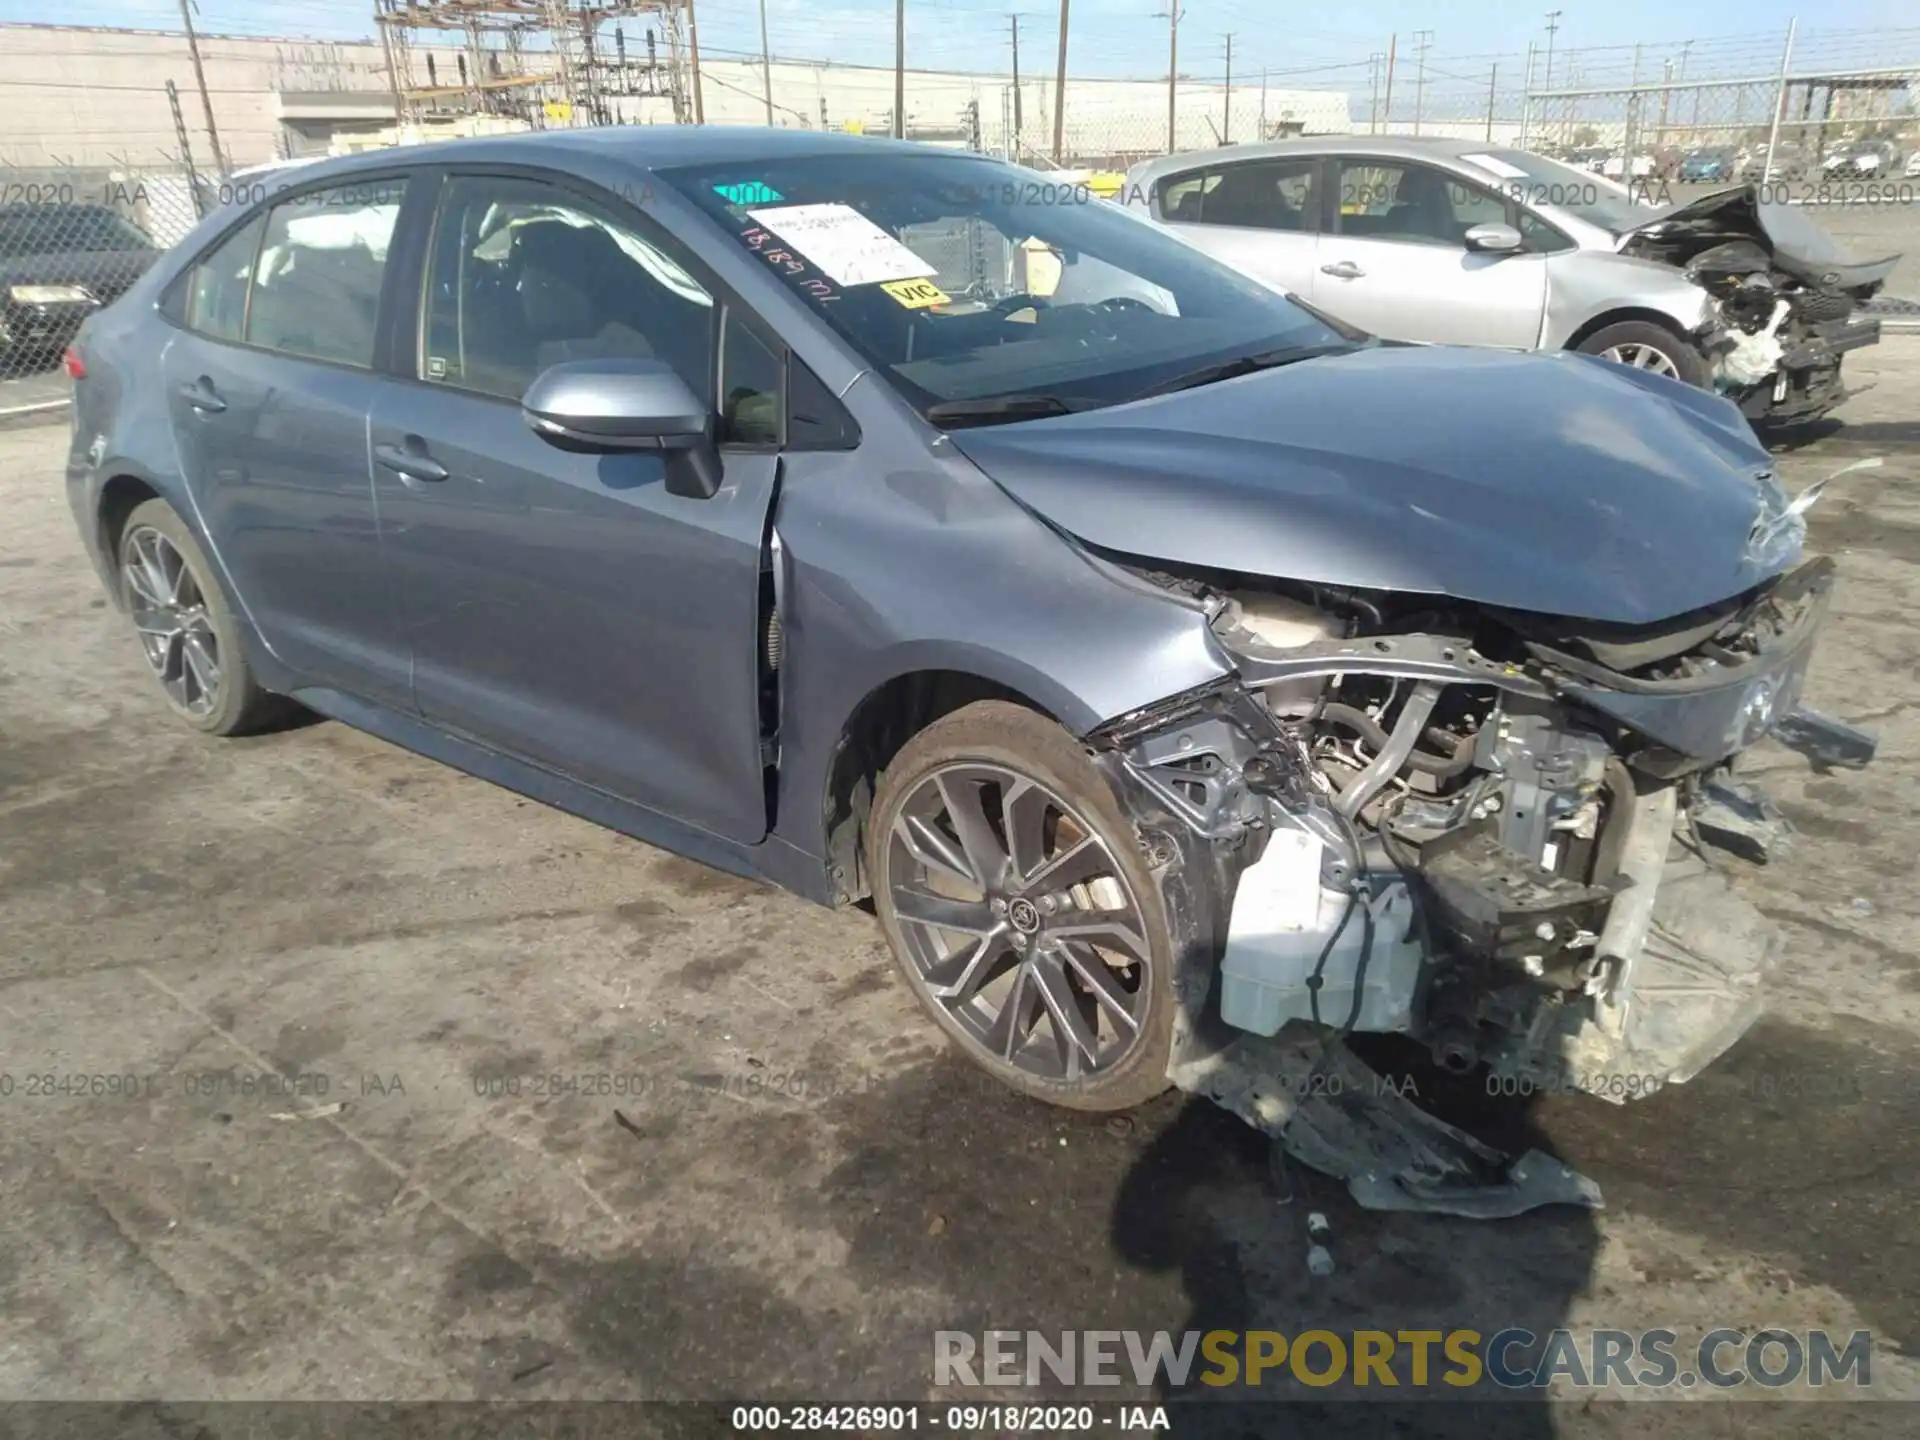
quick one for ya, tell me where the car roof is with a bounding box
[1126,134,1528,182]
[250,125,957,192]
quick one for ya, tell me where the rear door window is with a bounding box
[244,179,406,368]
[184,214,265,343]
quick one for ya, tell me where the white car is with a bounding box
[1601,152,1655,180]
[1905,150,1920,179]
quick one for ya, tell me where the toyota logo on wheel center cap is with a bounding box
[1007,897,1042,933]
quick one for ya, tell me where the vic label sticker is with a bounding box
[880,276,951,309]
[745,202,936,286]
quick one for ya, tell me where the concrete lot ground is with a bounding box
[2,342,1919,1435]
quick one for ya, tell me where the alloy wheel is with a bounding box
[1598,342,1680,377]
[122,525,222,717]
[886,763,1153,1082]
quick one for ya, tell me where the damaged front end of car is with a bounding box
[1620,184,1898,423]
[1087,553,1876,1218]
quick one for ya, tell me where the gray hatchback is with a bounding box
[65,128,1873,1213]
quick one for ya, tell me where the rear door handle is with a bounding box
[374,440,449,484]
[1320,260,1366,280]
[178,379,226,413]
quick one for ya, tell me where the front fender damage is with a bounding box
[1090,584,1875,1218]
[1091,681,1605,1219]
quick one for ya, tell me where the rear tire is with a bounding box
[1575,320,1708,388]
[116,498,288,736]
[868,701,1176,1112]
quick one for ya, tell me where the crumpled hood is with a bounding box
[1618,183,1900,292]
[950,344,1792,625]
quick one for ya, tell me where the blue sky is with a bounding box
[3,0,1914,89]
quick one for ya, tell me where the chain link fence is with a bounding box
[5,27,1915,405]
[0,149,208,393]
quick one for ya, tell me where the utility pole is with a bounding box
[1161,4,1180,154]
[1624,40,1642,181]
[377,5,406,129]
[687,0,706,123]
[1381,33,1396,134]
[177,0,227,174]
[1542,10,1561,93]
[1521,41,1534,146]
[1762,19,1796,187]
[894,0,905,138]
[1485,61,1498,142]
[1222,33,1233,144]
[1367,52,1381,134]
[1682,38,1700,141]
[165,79,204,218]
[1008,15,1023,154]
[758,0,774,125]
[1051,0,1069,162]
[1412,29,1432,136]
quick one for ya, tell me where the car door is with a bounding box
[1315,158,1547,349]
[161,176,412,707]
[367,169,781,844]
[1151,157,1322,301]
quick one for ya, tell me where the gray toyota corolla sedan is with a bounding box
[65,129,1874,1213]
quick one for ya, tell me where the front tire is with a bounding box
[116,498,286,736]
[868,701,1176,1112]
[1576,320,1708,388]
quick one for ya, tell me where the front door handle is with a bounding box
[1320,260,1366,280]
[374,440,449,484]
[178,378,226,413]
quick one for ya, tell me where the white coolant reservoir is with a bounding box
[1226,591,1344,652]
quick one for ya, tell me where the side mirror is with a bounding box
[521,358,721,497]
[1463,222,1525,255]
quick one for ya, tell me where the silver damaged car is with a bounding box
[64,129,1876,1216]
[1125,136,1896,425]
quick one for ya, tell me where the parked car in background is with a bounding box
[1565,146,1611,173]
[1740,142,1807,181]
[1,203,160,373]
[1836,139,1900,177]
[1125,136,1892,424]
[62,128,1875,1213]
[1602,150,1656,181]
[1679,147,1736,183]
[1905,148,1920,179]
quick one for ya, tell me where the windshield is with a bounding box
[1466,150,1659,233]
[661,151,1347,417]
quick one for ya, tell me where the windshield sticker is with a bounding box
[880,276,951,309]
[715,180,783,205]
[1459,153,1529,180]
[746,202,937,286]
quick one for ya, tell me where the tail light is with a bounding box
[62,348,87,380]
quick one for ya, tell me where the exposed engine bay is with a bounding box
[1620,185,1897,423]
[1090,553,1877,1218]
